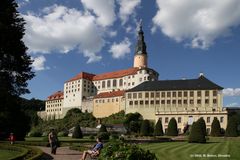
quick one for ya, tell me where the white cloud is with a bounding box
[81,0,116,27]
[32,55,48,71]
[152,0,240,49]
[226,102,239,107]
[118,0,141,25]
[23,5,104,63]
[223,88,240,96]
[108,31,117,37]
[109,38,131,59]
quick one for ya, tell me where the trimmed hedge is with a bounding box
[210,117,221,137]
[154,119,164,136]
[167,118,178,136]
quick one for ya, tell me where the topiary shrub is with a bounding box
[154,118,164,136]
[29,130,42,137]
[58,131,68,137]
[225,116,238,137]
[99,124,108,132]
[99,141,157,160]
[166,118,178,136]
[210,117,221,137]
[188,121,206,143]
[140,120,151,136]
[72,124,83,139]
[198,117,207,136]
[97,132,109,140]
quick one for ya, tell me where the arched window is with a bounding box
[119,79,123,86]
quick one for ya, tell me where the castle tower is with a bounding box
[133,21,148,68]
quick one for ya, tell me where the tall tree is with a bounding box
[225,116,238,137]
[198,117,207,136]
[167,118,178,136]
[210,117,221,137]
[154,118,164,136]
[188,121,206,143]
[72,124,83,139]
[140,120,151,136]
[0,0,34,140]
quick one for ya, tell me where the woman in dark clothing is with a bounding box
[48,129,58,154]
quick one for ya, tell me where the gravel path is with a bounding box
[37,146,82,160]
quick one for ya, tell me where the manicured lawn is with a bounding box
[0,149,21,160]
[140,137,240,160]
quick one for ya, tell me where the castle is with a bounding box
[39,24,228,133]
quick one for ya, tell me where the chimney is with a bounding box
[199,72,204,77]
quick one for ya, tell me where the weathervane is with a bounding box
[138,19,143,31]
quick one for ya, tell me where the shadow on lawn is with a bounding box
[40,153,54,160]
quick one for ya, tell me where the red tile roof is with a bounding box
[66,68,140,82]
[47,91,64,100]
[94,90,125,99]
[66,72,95,82]
[93,67,139,81]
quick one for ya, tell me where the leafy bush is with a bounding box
[89,135,95,140]
[72,124,83,139]
[210,117,221,137]
[198,117,207,136]
[101,110,125,124]
[188,121,206,143]
[167,118,178,136]
[140,120,151,136]
[225,116,238,137]
[154,118,164,136]
[99,141,157,160]
[111,134,119,140]
[124,112,143,133]
[29,130,42,137]
[58,131,68,137]
[97,132,109,140]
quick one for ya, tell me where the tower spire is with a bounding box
[133,19,148,68]
[135,19,147,55]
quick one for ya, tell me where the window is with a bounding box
[145,100,149,105]
[156,92,160,97]
[128,93,132,99]
[167,100,171,104]
[107,80,111,87]
[145,92,149,98]
[184,91,188,97]
[184,100,187,104]
[102,81,105,88]
[205,99,209,104]
[134,101,138,105]
[178,92,182,97]
[207,117,210,123]
[178,117,181,123]
[205,91,209,96]
[213,90,217,96]
[197,91,201,97]
[129,101,133,105]
[190,100,194,104]
[140,100,144,105]
[197,100,201,104]
[138,93,142,98]
[119,79,123,86]
[139,78,142,82]
[113,79,117,87]
[220,117,224,123]
[167,92,171,97]
[161,100,165,104]
[165,117,169,123]
[190,91,194,97]
[151,92,154,98]
[156,100,160,104]
[172,100,176,104]
[213,99,217,104]
[161,92,165,97]
[133,93,137,99]
[150,100,154,105]
[132,82,135,86]
[128,83,130,86]
[116,98,118,102]
[178,100,182,104]
[173,92,176,97]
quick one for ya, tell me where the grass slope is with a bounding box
[0,149,21,160]
[140,137,240,160]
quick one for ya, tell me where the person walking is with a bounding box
[48,129,58,154]
[9,133,16,144]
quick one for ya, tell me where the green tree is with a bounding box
[198,117,207,136]
[140,120,151,136]
[225,116,238,137]
[154,118,164,136]
[210,117,221,137]
[0,0,34,140]
[167,118,178,136]
[124,112,143,133]
[72,124,83,138]
[188,121,206,143]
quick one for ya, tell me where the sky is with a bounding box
[17,0,240,107]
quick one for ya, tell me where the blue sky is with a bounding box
[17,0,240,107]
